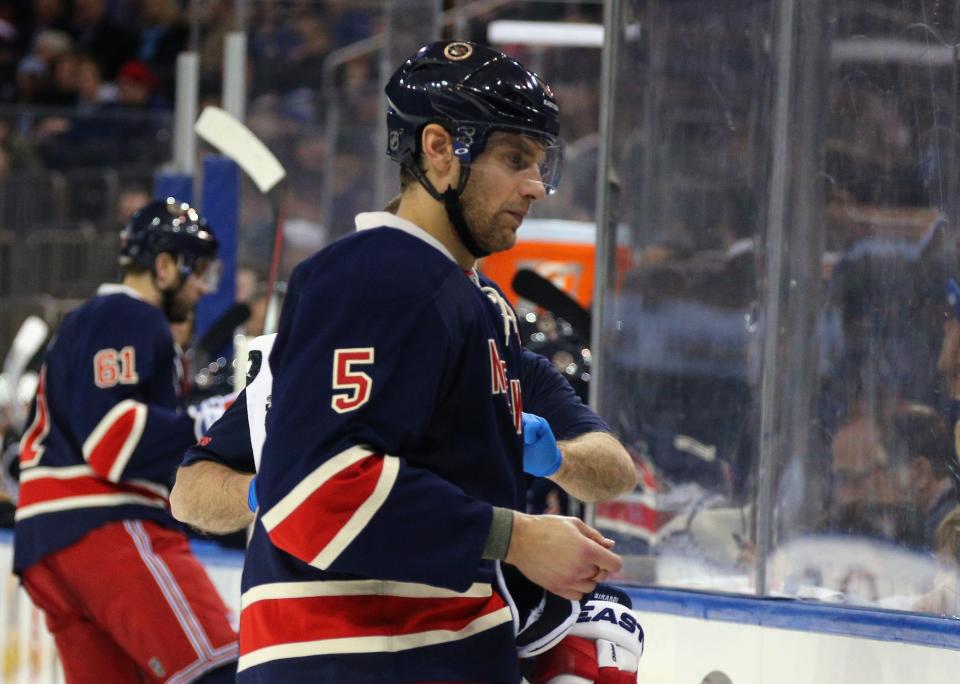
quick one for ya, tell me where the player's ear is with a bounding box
[420,123,457,189]
[153,252,179,288]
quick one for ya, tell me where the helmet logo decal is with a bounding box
[456,125,476,147]
[443,42,473,61]
[388,130,400,152]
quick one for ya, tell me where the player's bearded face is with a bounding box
[162,272,208,323]
[459,133,548,254]
[162,281,194,323]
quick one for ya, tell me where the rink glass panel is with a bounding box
[594,0,960,618]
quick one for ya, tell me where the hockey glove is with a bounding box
[522,412,563,477]
[533,586,644,684]
[188,393,236,440]
[247,476,259,512]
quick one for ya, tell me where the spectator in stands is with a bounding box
[115,58,166,109]
[34,59,167,169]
[822,402,903,541]
[275,12,331,93]
[43,49,79,106]
[325,0,372,49]
[912,506,960,615]
[31,0,72,34]
[893,404,957,547]
[115,184,152,227]
[0,117,41,178]
[0,0,33,102]
[68,0,138,80]
[136,0,187,100]
[247,3,300,98]
[75,51,117,108]
[15,28,72,103]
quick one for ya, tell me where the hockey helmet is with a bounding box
[119,197,220,286]
[385,41,563,195]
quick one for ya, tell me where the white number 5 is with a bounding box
[331,348,374,413]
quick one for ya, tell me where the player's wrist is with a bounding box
[503,511,533,565]
[246,474,258,512]
[482,506,515,560]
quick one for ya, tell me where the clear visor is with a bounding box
[188,257,222,292]
[463,130,564,195]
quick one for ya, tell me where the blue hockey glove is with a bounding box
[247,476,259,512]
[521,412,563,477]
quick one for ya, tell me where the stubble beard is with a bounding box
[459,182,517,255]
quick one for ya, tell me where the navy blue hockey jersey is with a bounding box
[14,285,197,573]
[236,213,546,682]
[182,349,607,474]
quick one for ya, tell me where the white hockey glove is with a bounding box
[188,393,236,440]
[533,586,644,684]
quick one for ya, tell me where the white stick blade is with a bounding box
[194,106,286,194]
[3,316,48,380]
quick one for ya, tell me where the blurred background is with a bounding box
[4,0,960,680]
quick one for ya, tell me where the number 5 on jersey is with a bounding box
[331,348,374,413]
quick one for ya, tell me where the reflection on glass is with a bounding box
[595,0,960,620]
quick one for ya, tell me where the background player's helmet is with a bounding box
[119,197,219,281]
[385,41,563,194]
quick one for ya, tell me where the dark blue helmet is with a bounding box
[385,41,563,194]
[119,197,219,280]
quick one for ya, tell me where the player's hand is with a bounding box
[505,512,621,601]
[522,412,563,477]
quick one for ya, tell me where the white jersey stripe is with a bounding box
[241,580,493,610]
[15,493,166,521]
[107,403,147,482]
[18,467,169,499]
[312,454,399,570]
[236,606,513,672]
[19,464,95,482]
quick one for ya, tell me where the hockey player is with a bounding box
[227,42,630,682]
[171,346,634,532]
[14,198,238,683]
[172,342,642,683]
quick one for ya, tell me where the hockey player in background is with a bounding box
[14,198,238,683]
[216,42,639,682]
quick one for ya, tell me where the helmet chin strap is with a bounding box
[405,155,490,259]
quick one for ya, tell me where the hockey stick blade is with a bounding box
[194,106,286,194]
[2,315,49,427]
[512,269,592,343]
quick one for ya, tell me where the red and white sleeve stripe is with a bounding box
[260,445,399,570]
[81,399,148,482]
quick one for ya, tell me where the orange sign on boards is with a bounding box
[479,219,630,309]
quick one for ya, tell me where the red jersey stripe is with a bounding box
[238,591,510,662]
[19,366,49,468]
[263,448,399,569]
[18,471,168,510]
